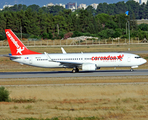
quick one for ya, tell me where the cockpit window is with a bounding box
[135,56,141,59]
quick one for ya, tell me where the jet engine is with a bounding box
[82,63,97,71]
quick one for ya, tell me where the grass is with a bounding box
[0,83,148,119]
[11,117,100,120]
[11,97,36,103]
[0,76,148,85]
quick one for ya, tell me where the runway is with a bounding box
[0,69,148,79]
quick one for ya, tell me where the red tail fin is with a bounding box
[5,29,41,55]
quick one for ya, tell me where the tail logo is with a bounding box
[17,47,25,55]
[6,31,25,55]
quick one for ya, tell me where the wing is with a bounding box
[44,52,83,67]
[58,61,82,67]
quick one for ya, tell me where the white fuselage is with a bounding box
[11,52,147,69]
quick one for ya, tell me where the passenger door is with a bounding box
[127,56,131,62]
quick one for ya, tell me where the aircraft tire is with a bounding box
[76,68,79,73]
[130,68,133,72]
[72,69,76,73]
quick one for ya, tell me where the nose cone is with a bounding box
[142,59,147,64]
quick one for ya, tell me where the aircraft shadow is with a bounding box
[0,69,139,75]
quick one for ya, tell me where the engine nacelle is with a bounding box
[82,63,97,71]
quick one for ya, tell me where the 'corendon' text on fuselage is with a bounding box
[91,55,124,61]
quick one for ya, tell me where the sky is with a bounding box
[0,0,128,8]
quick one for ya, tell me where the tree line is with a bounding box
[2,0,148,19]
[0,0,148,40]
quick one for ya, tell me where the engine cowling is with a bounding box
[82,63,97,71]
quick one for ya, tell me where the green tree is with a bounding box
[139,3,145,19]
[18,4,27,11]
[37,9,48,34]
[48,32,53,39]
[2,4,27,12]
[16,10,26,33]
[112,14,128,30]
[113,28,123,38]
[0,13,6,31]
[77,9,95,32]
[42,32,49,39]
[53,15,67,33]
[27,4,40,12]
[24,8,40,35]
[46,13,54,33]
[138,23,148,31]
[72,31,82,37]
[4,11,20,32]
[59,9,74,32]
[98,29,115,39]
[114,2,127,14]
[0,86,10,102]
[126,0,139,19]
[95,13,111,24]
[96,3,108,14]
[86,5,96,15]
[105,20,118,29]
[47,5,65,15]
[138,30,146,40]
[0,35,5,40]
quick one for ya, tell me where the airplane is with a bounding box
[5,29,147,73]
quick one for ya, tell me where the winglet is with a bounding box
[61,47,67,54]
[44,52,53,61]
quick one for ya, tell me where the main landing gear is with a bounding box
[130,68,134,72]
[72,67,79,73]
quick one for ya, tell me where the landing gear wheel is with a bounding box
[130,68,134,72]
[72,69,76,73]
[76,68,79,72]
[72,67,79,73]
